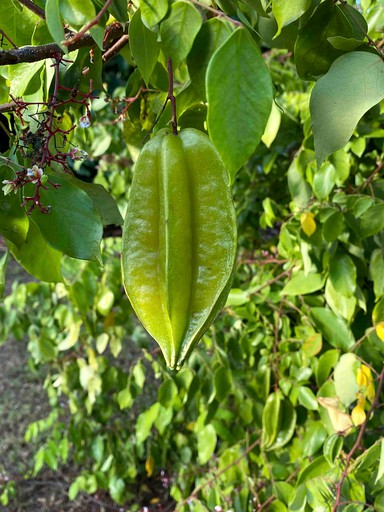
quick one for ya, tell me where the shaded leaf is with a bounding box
[28,175,103,262]
[272,0,312,37]
[295,1,367,80]
[187,18,232,101]
[129,9,159,86]
[206,28,273,180]
[310,52,384,166]
[197,424,217,465]
[329,253,356,298]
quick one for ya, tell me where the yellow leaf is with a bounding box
[356,367,368,387]
[367,382,375,402]
[361,365,373,382]
[300,212,316,236]
[145,454,154,477]
[351,404,366,426]
[376,321,384,341]
[318,397,352,435]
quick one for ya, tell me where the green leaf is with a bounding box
[298,386,318,411]
[325,279,356,322]
[310,52,384,166]
[46,0,66,46]
[313,163,336,200]
[71,180,123,226]
[272,0,312,37]
[58,320,81,350]
[0,168,29,247]
[28,175,103,262]
[267,398,296,451]
[359,203,384,238]
[136,402,160,443]
[334,353,359,407]
[316,350,340,387]
[287,152,312,207]
[197,424,217,465]
[0,250,8,300]
[370,249,384,300]
[9,62,45,98]
[206,28,273,180]
[376,440,384,484]
[60,0,96,28]
[187,18,232,101]
[327,36,366,51]
[372,297,384,324]
[297,456,332,486]
[261,102,281,148]
[109,476,125,505]
[158,379,178,408]
[0,0,42,47]
[302,422,327,458]
[311,308,355,351]
[294,1,367,80]
[329,253,356,298]
[262,391,281,449]
[323,434,343,466]
[160,1,202,69]
[322,211,344,242]
[140,0,168,28]
[282,271,325,296]
[117,387,133,410]
[9,219,63,283]
[129,9,160,86]
[214,366,232,402]
[110,0,128,22]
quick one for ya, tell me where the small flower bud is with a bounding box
[79,115,91,128]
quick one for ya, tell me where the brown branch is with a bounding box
[102,34,129,62]
[18,0,45,20]
[0,23,124,67]
[332,367,384,511]
[63,0,114,47]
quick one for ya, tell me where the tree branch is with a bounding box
[0,22,124,66]
[63,0,114,47]
[18,0,45,20]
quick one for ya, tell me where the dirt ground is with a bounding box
[0,257,119,511]
[0,254,175,512]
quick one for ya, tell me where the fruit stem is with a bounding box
[167,58,178,135]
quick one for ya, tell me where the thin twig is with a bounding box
[18,0,45,20]
[332,367,384,511]
[250,269,292,295]
[176,438,260,510]
[188,0,242,26]
[360,160,384,190]
[0,24,124,67]
[62,0,114,47]
[102,34,129,62]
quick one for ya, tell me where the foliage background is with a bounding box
[0,0,384,510]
